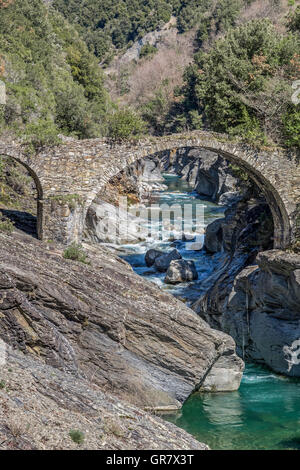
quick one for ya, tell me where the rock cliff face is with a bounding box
[222,251,300,376]
[0,232,244,415]
[193,189,300,376]
[194,191,274,325]
[0,347,208,450]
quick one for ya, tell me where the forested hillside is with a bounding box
[0,0,111,144]
[157,12,300,148]
[132,0,299,149]
[53,0,179,62]
[0,0,299,149]
[53,0,254,62]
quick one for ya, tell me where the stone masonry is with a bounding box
[0,131,299,248]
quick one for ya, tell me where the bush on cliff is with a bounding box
[63,243,87,263]
[0,215,14,234]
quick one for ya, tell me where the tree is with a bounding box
[167,18,300,148]
[0,0,110,141]
[107,108,146,142]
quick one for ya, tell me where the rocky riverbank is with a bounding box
[0,346,208,450]
[194,188,300,376]
[0,229,244,449]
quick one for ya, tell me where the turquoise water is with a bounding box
[118,174,300,450]
[163,364,300,450]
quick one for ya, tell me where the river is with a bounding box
[116,173,300,451]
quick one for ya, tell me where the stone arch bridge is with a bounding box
[0,131,299,249]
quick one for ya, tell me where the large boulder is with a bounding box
[199,353,245,392]
[145,248,164,267]
[0,232,244,412]
[204,218,224,253]
[84,199,147,245]
[154,249,182,272]
[165,259,198,284]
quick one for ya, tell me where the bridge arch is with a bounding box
[0,153,44,239]
[83,144,292,250]
[1,131,298,248]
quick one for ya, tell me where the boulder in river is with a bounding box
[154,249,182,272]
[204,218,224,253]
[182,233,196,242]
[145,248,164,267]
[187,241,203,251]
[165,259,198,284]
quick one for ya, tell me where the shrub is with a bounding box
[63,243,87,263]
[107,108,146,142]
[139,43,158,59]
[23,120,61,152]
[0,215,14,233]
[282,107,300,148]
[288,6,300,32]
[69,429,85,445]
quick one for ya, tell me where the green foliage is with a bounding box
[288,6,300,32]
[69,429,85,445]
[0,0,110,142]
[0,216,14,234]
[107,108,146,142]
[1,0,298,152]
[139,43,158,59]
[22,120,61,152]
[52,0,247,61]
[63,243,87,263]
[0,156,32,210]
[166,18,300,148]
[282,106,300,147]
[53,0,178,60]
[229,163,251,183]
[141,86,173,135]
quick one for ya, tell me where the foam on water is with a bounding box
[118,173,224,303]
